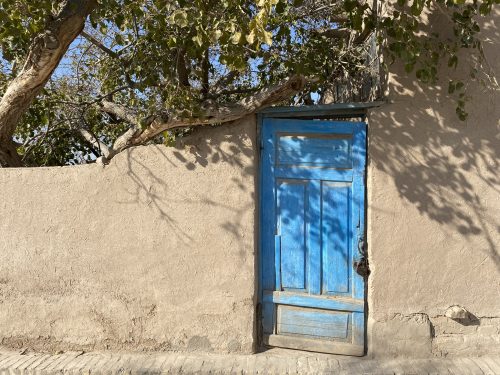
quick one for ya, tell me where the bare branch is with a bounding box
[81,30,120,59]
[78,128,111,158]
[314,28,351,39]
[100,100,141,127]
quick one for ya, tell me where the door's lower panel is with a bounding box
[261,292,365,356]
[277,305,350,340]
[263,334,364,356]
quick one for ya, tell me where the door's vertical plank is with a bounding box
[274,235,281,291]
[261,119,276,292]
[277,181,307,290]
[352,122,367,171]
[351,122,367,300]
[322,182,351,294]
[261,302,275,334]
[308,180,321,295]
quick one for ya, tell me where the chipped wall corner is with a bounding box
[368,313,433,358]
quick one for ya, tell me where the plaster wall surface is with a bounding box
[1,16,499,360]
[0,116,257,354]
[367,10,500,358]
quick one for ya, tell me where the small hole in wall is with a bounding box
[451,312,480,326]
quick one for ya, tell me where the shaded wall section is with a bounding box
[0,116,257,354]
[367,11,500,357]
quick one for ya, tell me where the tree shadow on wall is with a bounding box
[114,119,256,262]
[369,44,500,272]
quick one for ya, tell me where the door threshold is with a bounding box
[263,334,365,356]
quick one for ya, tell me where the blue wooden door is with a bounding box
[260,118,367,356]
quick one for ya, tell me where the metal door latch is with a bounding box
[354,237,370,277]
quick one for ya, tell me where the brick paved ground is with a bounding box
[0,348,499,374]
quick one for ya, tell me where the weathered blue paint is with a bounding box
[307,179,321,296]
[274,235,281,293]
[274,167,353,181]
[277,306,349,339]
[322,182,351,294]
[261,301,274,334]
[277,181,307,290]
[260,117,367,355]
[262,291,364,312]
[277,135,352,168]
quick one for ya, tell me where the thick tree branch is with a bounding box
[112,125,141,152]
[100,100,142,127]
[96,75,307,160]
[201,49,210,98]
[128,75,307,149]
[176,47,190,87]
[78,128,111,158]
[98,100,142,155]
[207,87,259,99]
[0,0,98,167]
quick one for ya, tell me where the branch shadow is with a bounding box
[368,11,500,272]
[109,118,257,261]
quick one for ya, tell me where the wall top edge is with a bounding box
[257,101,386,118]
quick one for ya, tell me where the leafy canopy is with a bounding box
[0,0,497,165]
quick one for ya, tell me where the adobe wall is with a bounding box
[367,10,500,357]
[1,14,498,359]
[0,116,257,354]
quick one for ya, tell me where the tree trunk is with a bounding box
[0,0,97,168]
[0,140,23,167]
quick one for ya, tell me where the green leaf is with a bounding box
[170,10,189,27]
[263,30,273,46]
[231,31,242,44]
[210,30,222,43]
[115,14,125,30]
[115,33,124,45]
[246,30,256,44]
[192,34,203,47]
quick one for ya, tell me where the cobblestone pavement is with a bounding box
[0,348,499,374]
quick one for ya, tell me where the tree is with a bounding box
[0,0,496,167]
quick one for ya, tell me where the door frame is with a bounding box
[256,103,376,355]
